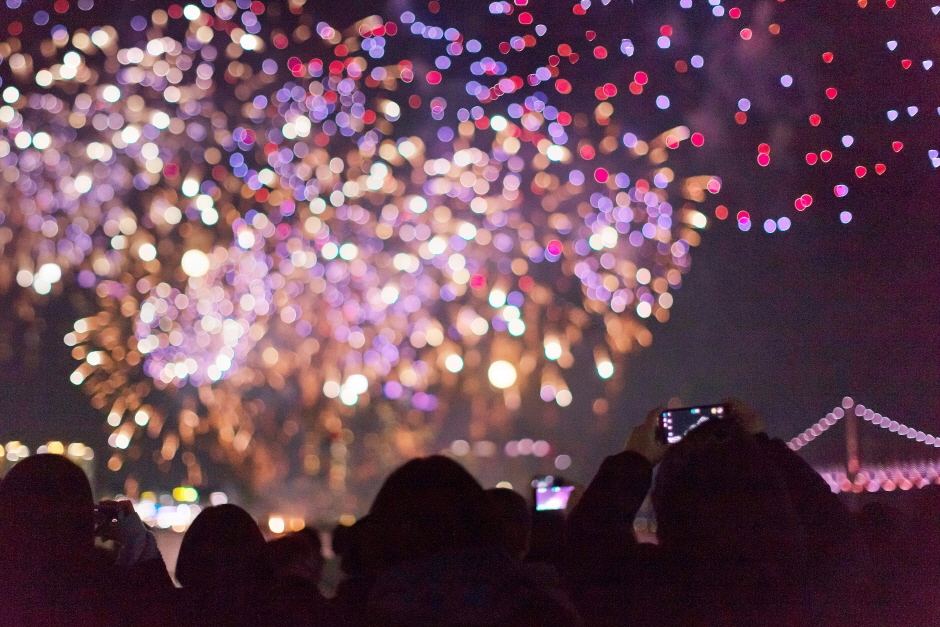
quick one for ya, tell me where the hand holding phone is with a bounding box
[625,407,668,464]
[93,500,126,535]
[95,499,159,566]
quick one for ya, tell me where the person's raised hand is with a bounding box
[97,499,160,565]
[723,397,766,435]
[625,407,668,465]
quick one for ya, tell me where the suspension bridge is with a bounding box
[787,397,940,494]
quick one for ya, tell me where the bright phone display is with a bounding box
[659,404,725,444]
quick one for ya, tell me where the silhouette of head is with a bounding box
[267,529,323,583]
[652,420,799,559]
[369,455,485,566]
[483,487,531,559]
[176,504,271,594]
[651,419,805,609]
[0,454,95,576]
[295,526,323,555]
[333,514,386,579]
[331,520,353,562]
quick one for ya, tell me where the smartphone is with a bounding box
[533,476,574,511]
[93,501,124,535]
[658,404,725,444]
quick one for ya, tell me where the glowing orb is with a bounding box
[180,250,211,278]
[488,360,518,389]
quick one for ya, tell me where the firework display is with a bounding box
[0,0,935,504]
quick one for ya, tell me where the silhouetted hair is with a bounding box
[369,455,486,565]
[333,514,386,578]
[175,504,270,591]
[267,532,313,565]
[294,526,323,556]
[483,487,532,558]
[0,454,95,579]
[651,419,807,621]
[331,521,354,560]
[267,529,323,582]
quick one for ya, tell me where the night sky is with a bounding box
[0,0,938,502]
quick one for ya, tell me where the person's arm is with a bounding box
[97,500,163,567]
[566,452,652,551]
[565,409,665,579]
[98,500,176,627]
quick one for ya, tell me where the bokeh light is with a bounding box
[1,0,935,508]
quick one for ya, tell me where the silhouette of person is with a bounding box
[268,528,328,625]
[361,455,581,627]
[174,503,291,626]
[483,487,532,559]
[566,407,811,627]
[0,454,173,627]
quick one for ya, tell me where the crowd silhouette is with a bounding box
[1,402,938,626]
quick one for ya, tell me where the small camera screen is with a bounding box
[660,405,724,444]
[535,485,574,511]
